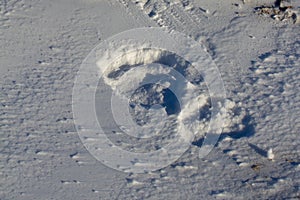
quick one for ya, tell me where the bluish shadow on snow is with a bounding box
[248,142,268,158]
[258,51,273,60]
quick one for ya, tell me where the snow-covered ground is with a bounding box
[1,0,299,199]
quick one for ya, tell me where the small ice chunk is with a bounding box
[267,148,275,161]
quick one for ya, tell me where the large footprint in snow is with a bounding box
[73,27,247,172]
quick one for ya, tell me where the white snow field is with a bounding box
[1,0,299,199]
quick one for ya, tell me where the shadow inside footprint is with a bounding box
[222,115,256,139]
[192,115,256,148]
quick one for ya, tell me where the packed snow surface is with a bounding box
[1,0,299,199]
